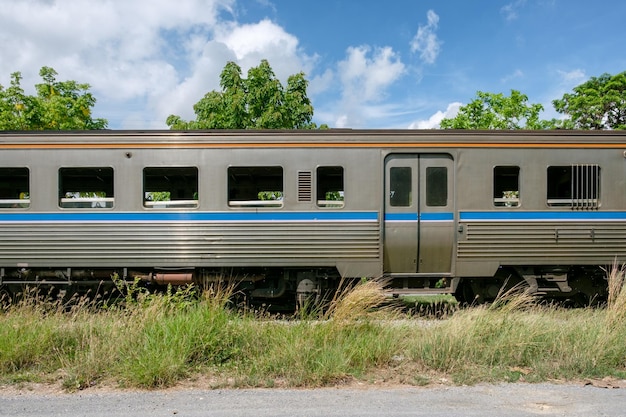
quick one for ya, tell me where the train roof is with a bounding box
[1,129,626,149]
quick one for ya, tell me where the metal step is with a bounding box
[385,287,454,296]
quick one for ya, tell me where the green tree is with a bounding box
[167,60,322,129]
[0,66,107,130]
[552,71,626,130]
[440,90,544,130]
[0,71,30,130]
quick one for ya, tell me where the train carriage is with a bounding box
[0,129,625,304]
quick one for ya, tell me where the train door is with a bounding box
[383,154,454,274]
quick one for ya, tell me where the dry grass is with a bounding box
[488,280,540,313]
[1,268,626,390]
[324,278,400,321]
[605,259,626,326]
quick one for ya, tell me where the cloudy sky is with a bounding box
[1,0,625,129]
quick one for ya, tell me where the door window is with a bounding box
[425,166,447,207]
[390,167,412,207]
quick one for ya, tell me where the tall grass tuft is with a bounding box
[2,270,626,390]
[605,259,626,326]
[324,277,399,322]
[235,278,404,387]
[405,267,626,384]
[488,280,540,313]
[590,260,626,380]
[109,281,241,388]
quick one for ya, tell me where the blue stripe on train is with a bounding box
[460,211,626,221]
[6,210,624,223]
[0,211,379,222]
[384,213,454,221]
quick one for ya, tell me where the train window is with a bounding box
[228,166,283,208]
[426,167,447,207]
[493,166,520,207]
[0,167,30,209]
[317,166,344,208]
[547,164,600,208]
[143,167,199,209]
[59,167,114,208]
[390,167,412,207]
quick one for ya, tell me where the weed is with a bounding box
[1,271,626,390]
[324,277,400,322]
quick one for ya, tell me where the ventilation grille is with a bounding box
[298,171,312,202]
[571,164,600,209]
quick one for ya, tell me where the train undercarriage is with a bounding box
[454,265,609,306]
[0,264,611,308]
[0,266,343,310]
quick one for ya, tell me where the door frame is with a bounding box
[383,153,455,274]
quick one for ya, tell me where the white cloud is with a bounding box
[557,69,586,84]
[408,102,462,129]
[339,46,405,101]
[501,69,524,83]
[410,10,441,64]
[308,68,335,96]
[0,1,429,130]
[216,19,295,60]
[333,45,406,127]
[213,18,316,80]
[154,41,236,124]
[0,0,239,127]
[0,0,233,79]
[501,0,527,21]
[335,115,349,128]
[157,19,317,126]
[0,0,324,128]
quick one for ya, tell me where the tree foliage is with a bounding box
[439,71,626,131]
[440,90,545,130]
[552,71,626,130]
[167,60,322,129]
[0,66,107,130]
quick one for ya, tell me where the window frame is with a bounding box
[143,166,199,209]
[389,166,412,207]
[493,165,520,208]
[316,166,345,208]
[0,167,30,209]
[58,167,114,209]
[425,166,448,207]
[227,166,284,208]
[547,164,600,209]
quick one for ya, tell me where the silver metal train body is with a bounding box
[1,129,625,304]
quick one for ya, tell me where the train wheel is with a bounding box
[455,270,525,305]
[567,267,607,306]
[454,280,476,305]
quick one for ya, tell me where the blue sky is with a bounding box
[1,0,625,129]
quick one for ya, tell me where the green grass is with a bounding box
[1,275,625,391]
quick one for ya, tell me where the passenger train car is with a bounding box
[1,129,625,305]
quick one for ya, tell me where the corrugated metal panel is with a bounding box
[458,221,626,259]
[0,221,380,266]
